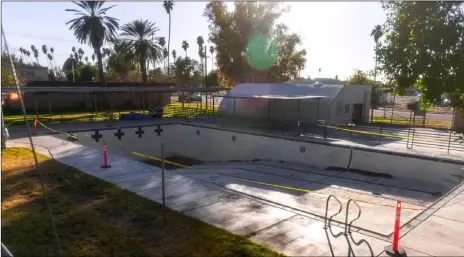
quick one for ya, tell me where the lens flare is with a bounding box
[246,33,278,71]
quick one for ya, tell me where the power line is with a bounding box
[5,32,78,43]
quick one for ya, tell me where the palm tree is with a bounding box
[120,19,163,83]
[159,37,166,49]
[78,47,84,57]
[19,47,25,62]
[72,46,76,53]
[50,47,57,69]
[30,45,40,65]
[65,1,119,84]
[33,49,40,65]
[102,48,111,58]
[26,50,31,63]
[42,45,50,68]
[370,24,383,121]
[209,46,215,69]
[182,40,189,57]
[163,48,168,72]
[47,53,54,70]
[172,49,176,62]
[163,0,174,79]
[197,36,204,75]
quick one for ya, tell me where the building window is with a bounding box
[344,105,350,113]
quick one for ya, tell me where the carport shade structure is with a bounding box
[213,94,325,125]
[213,82,346,125]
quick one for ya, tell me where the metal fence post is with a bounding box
[406,126,411,149]
[161,143,166,225]
[379,127,383,145]
[410,128,416,150]
[447,131,452,154]
[323,124,328,139]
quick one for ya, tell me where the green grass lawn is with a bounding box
[372,116,452,129]
[3,101,216,126]
[1,147,283,257]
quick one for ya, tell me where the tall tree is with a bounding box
[163,1,174,79]
[50,47,57,69]
[370,24,383,121]
[174,56,202,86]
[30,45,40,65]
[25,50,31,63]
[106,39,137,81]
[377,2,464,111]
[163,48,168,72]
[209,45,215,70]
[78,48,84,59]
[42,45,50,69]
[65,1,119,84]
[172,49,177,61]
[33,49,40,65]
[197,36,205,75]
[182,40,189,57]
[370,25,382,83]
[120,19,163,83]
[159,37,166,49]
[19,47,25,62]
[204,2,306,86]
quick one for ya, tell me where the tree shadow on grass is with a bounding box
[1,149,284,257]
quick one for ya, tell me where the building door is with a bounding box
[352,104,363,124]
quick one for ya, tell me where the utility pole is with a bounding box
[1,96,6,149]
[204,45,208,87]
[71,57,75,82]
[204,45,208,111]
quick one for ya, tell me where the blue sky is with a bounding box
[2,1,386,80]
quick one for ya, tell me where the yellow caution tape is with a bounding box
[317,124,450,143]
[36,120,80,140]
[128,150,424,211]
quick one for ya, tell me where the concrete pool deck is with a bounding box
[7,134,464,256]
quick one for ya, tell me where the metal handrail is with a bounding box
[324,194,343,229]
[344,199,361,235]
[1,243,14,257]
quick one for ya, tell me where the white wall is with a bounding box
[329,85,372,124]
[75,123,462,193]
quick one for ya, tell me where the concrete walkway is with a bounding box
[7,135,464,256]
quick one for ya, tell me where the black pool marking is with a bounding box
[114,128,125,140]
[91,130,102,143]
[135,127,145,138]
[155,125,164,136]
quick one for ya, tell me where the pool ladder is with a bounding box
[324,195,373,257]
[324,195,361,234]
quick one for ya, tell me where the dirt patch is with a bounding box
[326,166,393,179]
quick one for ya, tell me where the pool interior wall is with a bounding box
[76,124,463,195]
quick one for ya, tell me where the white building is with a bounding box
[17,67,49,82]
[217,82,372,124]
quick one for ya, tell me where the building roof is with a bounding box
[212,94,323,100]
[222,82,344,101]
